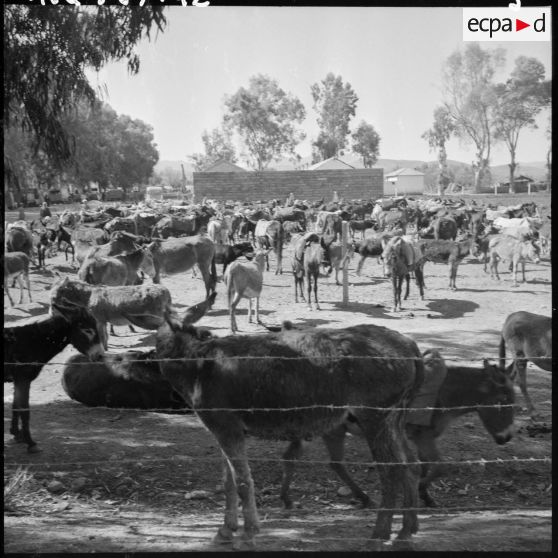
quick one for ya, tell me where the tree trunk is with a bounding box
[508,152,517,194]
[546,148,551,192]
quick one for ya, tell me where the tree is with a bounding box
[188,126,237,172]
[442,43,505,192]
[311,73,358,160]
[61,100,159,192]
[422,106,455,196]
[493,56,551,193]
[4,4,166,190]
[350,121,381,168]
[224,75,306,170]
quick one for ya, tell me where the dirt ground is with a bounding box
[4,195,552,552]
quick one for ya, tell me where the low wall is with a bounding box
[193,169,384,202]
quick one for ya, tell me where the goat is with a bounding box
[4,302,105,452]
[3,252,32,306]
[156,297,424,549]
[50,276,173,350]
[223,250,268,333]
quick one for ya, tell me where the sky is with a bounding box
[88,6,552,167]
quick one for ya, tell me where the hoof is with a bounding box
[232,533,257,551]
[213,526,235,545]
[27,444,42,454]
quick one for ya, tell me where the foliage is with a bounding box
[188,126,237,172]
[351,121,381,168]
[442,43,505,192]
[224,74,306,170]
[311,73,358,160]
[493,56,551,192]
[62,100,159,191]
[422,106,455,195]
[4,4,167,189]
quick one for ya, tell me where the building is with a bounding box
[498,175,536,193]
[305,157,356,171]
[202,159,248,173]
[384,168,425,195]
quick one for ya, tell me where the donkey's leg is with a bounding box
[5,285,15,306]
[515,358,534,414]
[409,426,441,507]
[358,412,402,541]
[214,456,239,544]
[313,274,320,310]
[403,273,411,300]
[280,439,304,509]
[13,379,40,452]
[322,425,372,508]
[24,271,32,303]
[229,293,242,333]
[17,275,25,304]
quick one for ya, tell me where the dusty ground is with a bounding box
[4,195,552,552]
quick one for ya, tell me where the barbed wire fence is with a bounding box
[4,351,552,548]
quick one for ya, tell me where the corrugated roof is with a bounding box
[385,167,425,177]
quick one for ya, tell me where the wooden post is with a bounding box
[494,183,498,195]
[341,220,349,307]
[528,182,531,195]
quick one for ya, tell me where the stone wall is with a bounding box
[193,169,384,202]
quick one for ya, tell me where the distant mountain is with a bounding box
[489,162,548,182]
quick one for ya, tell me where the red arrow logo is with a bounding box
[516,19,530,31]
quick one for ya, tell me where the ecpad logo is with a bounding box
[463,7,551,42]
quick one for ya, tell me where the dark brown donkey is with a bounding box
[156,298,424,550]
[278,348,515,509]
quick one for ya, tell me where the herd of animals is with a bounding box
[3,193,552,549]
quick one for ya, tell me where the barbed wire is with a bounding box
[3,354,536,366]
[3,454,551,469]
[5,401,526,413]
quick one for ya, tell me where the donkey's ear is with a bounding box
[182,292,216,327]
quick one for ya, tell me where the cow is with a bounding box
[156,298,424,548]
[420,216,458,241]
[354,232,393,276]
[499,311,552,415]
[488,236,541,286]
[146,235,217,300]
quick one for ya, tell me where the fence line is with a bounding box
[3,354,528,366]
[4,402,522,413]
[3,455,551,469]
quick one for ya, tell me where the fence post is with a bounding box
[494,183,498,195]
[528,182,531,195]
[341,221,349,307]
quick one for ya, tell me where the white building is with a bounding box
[384,168,425,195]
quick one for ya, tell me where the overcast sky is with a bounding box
[88,6,552,166]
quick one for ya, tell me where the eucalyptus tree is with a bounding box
[351,121,381,169]
[224,74,306,170]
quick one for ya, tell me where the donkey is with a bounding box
[499,311,552,415]
[4,302,105,452]
[304,236,324,310]
[156,298,424,549]
[382,235,425,311]
[3,252,32,306]
[278,348,515,509]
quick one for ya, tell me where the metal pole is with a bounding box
[341,220,349,307]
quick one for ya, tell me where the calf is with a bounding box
[50,277,173,350]
[417,236,476,290]
[4,302,104,452]
[224,251,267,333]
[156,298,424,548]
[488,236,540,286]
[3,252,32,306]
[499,311,551,415]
